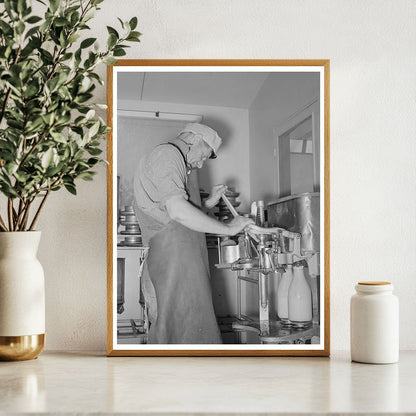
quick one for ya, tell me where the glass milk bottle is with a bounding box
[350,281,399,364]
[288,264,312,327]
[277,265,293,326]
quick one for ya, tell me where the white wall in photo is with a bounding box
[35,0,416,351]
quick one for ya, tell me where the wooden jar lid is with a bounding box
[358,281,391,285]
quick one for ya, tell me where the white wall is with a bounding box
[36,0,416,351]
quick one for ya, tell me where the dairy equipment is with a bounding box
[215,192,320,344]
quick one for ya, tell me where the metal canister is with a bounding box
[221,245,240,264]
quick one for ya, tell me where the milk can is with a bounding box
[350,281,399,364]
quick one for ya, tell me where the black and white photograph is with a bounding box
[107,61,329,355]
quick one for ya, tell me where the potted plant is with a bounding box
[0,0,140,360]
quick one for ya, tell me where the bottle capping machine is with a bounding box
[215,192,320,345]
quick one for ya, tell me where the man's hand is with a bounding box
[226,216,255,236]
[204,184,227,209]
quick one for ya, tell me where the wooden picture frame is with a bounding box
[107,60,330,356]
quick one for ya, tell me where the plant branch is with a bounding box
[0,213,8,231]
[14,199,26,231]
[20,200,33,231]
[7,199,14,231]
[29,189,50,231]
[18,120,58,169]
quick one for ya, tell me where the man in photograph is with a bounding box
[134,123,253,344]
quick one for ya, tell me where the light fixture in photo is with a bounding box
[118,110,202,123]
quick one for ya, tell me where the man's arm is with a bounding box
[166,195,252,235]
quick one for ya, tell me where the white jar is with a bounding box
[350,281,399,364]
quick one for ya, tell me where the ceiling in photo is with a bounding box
[117,72,270,109]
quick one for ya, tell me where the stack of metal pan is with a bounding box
[215,190,241,223]
[119,206,142,246]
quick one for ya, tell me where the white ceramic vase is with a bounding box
[0,231,45,361]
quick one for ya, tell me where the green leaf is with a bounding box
[80,37,96,48]
[45,165,63,177]
[86,109,95,119]
[129,16,138,30]
[76,160,90,169]
[64,183,76,195]
[17,0,26,14]
[42,112,55,125]
[63,146,70,159]
[14,171,28,183]
[88,120,100,138]
[87,157,100,166]
[4,1,16,19]
[24,25,40,39]
[87,147,102,156]
[74,148,84,159]
[49,0,59,13]
[25,117,44,133]
[129,30,141,38]
[5,162,18,176]
[70,11,80,26]
[48,76,59,92]
[106,26,119,38]
[21,37,41,58]
[59,29,67,47]
[0,140,14,152]
[7,119,24,129]
[54,17,69,27]
[22,4,32,17]
[16,21,25,35]
[103,56,117,65]
[68,33,80,44]
[23,83,39,98]
[41,148,54,169]
[107,33,117,49]
[76,93,93,104]
[0,183,18,198]
[40,49,54,64]
[77,171,95,181]
[117,17,125,29]
[0,20,13,35]
[50,131,67,143]
[113,47,126,57]
[26,15,42,24]
[126,32,141,42]
[83,9,95,22]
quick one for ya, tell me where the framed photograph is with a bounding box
[107,60,330,356]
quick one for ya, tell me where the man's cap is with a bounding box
[180,123,222,158]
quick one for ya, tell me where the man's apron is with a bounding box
[136,143,222,344]
[145,219,222,344]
